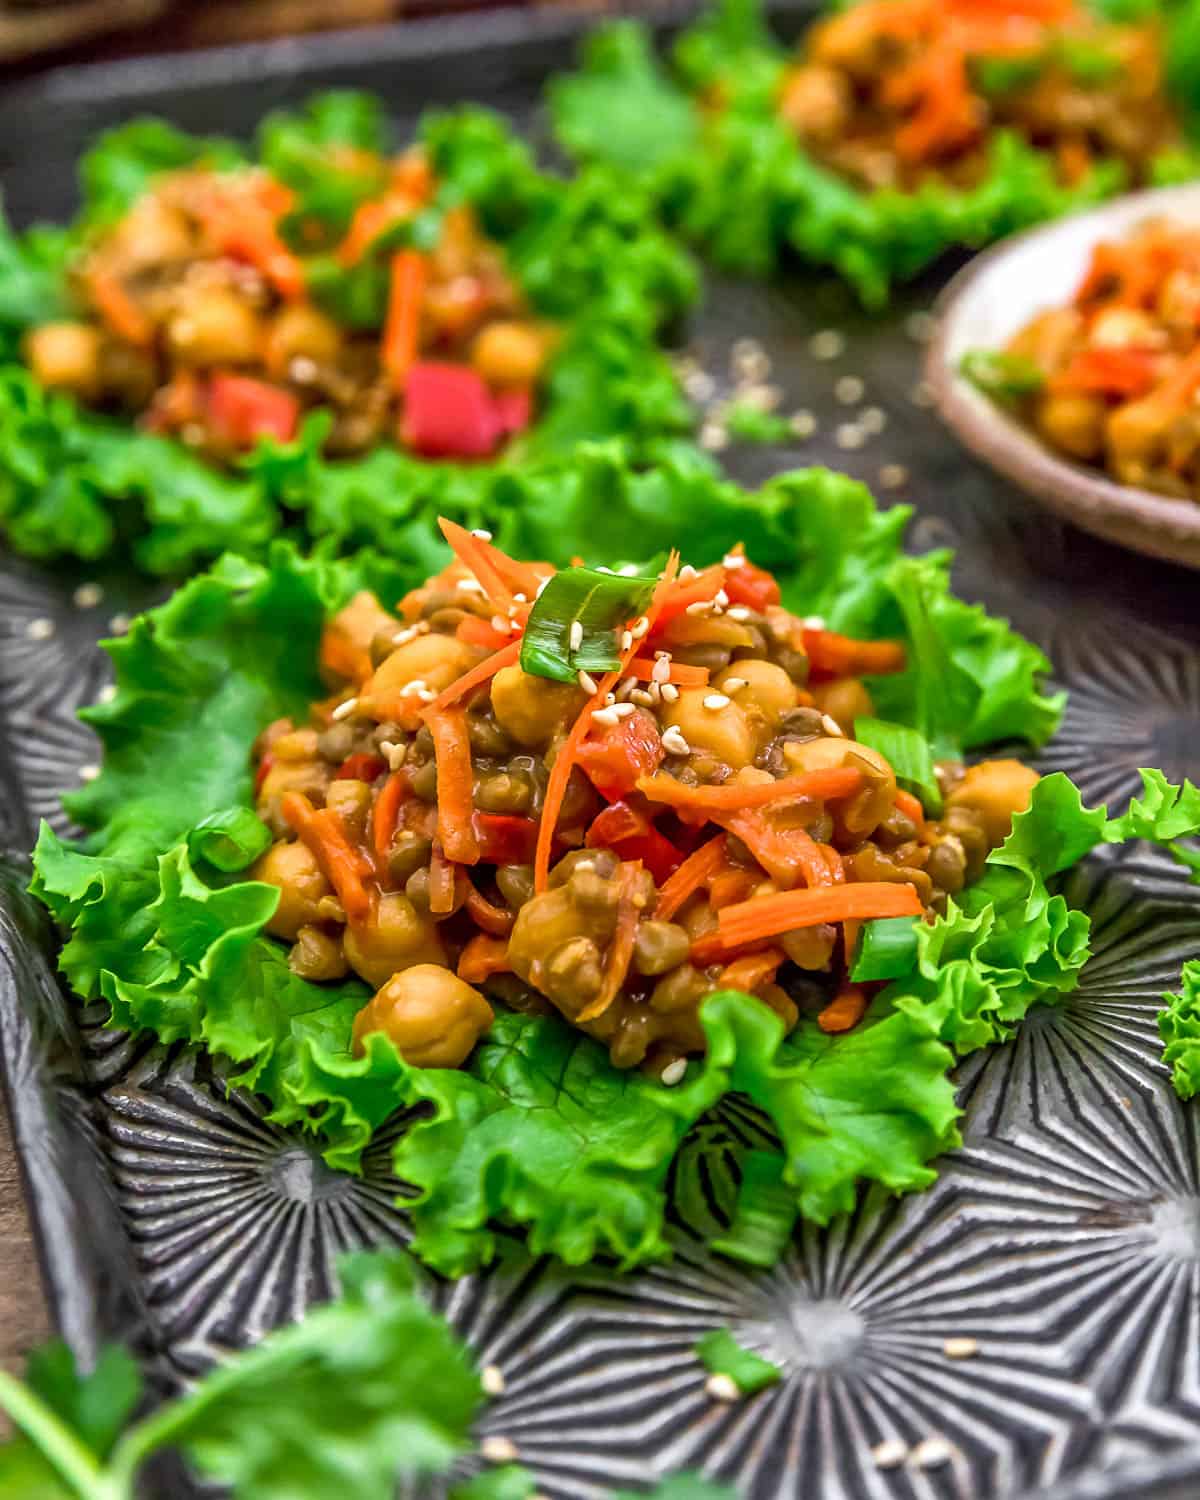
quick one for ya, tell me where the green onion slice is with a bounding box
[520,566,656,685]
[694,1327,783,1396]
[961,350,1046,403]
[187,806,273,872]
[854,716,943,815]
[850,915,921,983]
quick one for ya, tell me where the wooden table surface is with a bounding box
[0,1103,48,1375]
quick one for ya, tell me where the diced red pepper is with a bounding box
[472,812,539,865]
[402,362,502,460]
[586,800,683,885]
[336,752,387,783]
[208,374,301,447]
[493,387,533,435]
[723,559,781,613]
[1050,347,1161,399]
[576,712,664,801]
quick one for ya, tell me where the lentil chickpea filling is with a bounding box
[778,0,1179,194]
[22,151,556,465]
[250,522,1040,1081]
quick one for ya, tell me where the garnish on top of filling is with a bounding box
[22,152,556,465]
[778,0,1179,192]
[965,216,1200,499]
[249,522,1040,1081]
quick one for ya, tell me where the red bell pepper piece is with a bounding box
[1050,346,1161,399]
[472,812,539,865]
[208,374,300,447]
[576,712,664,801]
[336,752,387,783]
[723,558,781,613]
[402,362,502,460]
[586,801,683,885]
[494,387,533,435]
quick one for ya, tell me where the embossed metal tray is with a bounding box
[2,8,1200,1497]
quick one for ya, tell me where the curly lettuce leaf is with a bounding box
[78,118,244,227]
[1161,961,1200,1100]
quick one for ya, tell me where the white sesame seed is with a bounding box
[943,1337,979,1360]
[288,355,319,384]
[400,680,430,698]
[380,740,406,771]
[910,381,935,408]
[569,621,584,652]
[700,422,729,452]
[684,370,716,403]
[331,697,359,721]
[457,577,485,594]
[480,1436,520,1464]
[592,707,620,728]
[685,599,713,616]
[703,693,731,711]
[492,615,513,635]
[879,463,909,490]
[471,528,494,541]
[651,655,672,684]
[631,689,655,707]
[678,564,698,581]
[26,617,55,641]
[725,606,751,622]
[705,1374,741,1403]
[821,713,845,738]
[481,1364,506,1396]
[577,670,598,695]
[905,310,937,343]
[803,615,827,631]
[660,1058,688,1086]
[417,689,436,704]
[73,583,103,609]
[871,1439,909,1470]
[513,592,527,604]
[714,588,730,608]
[910,1437,954,1470]
[860,406,887,435]
[660,683,680,703]
[809,329,845,361]
[392,625,421,646]
[631,616,650,639]
[835,422,865,450]
[790,409,817,439]
[620,630,634,652]
[662,726,691,756]
[722,553,746,570]
[835,375,865,405]
[612,701,636,718]
[78,763,100,782]
[721,677,747,694]
[96,683,117,705]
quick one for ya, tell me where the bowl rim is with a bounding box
[926,182,1200,568]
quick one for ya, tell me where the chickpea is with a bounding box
[256,759,331,832]
[1107,395,1168,467]
[252,840,331,941]
[542,936,605,1015]
[288,924,349,982]
[25,323,103,400]
[343,891,446,988]
[326,779,372,843]
[352,964,493,1069]
[1035,393,1106,462]
[489,665,585,750]
[945,758,1039,848]
[780,924,836,970]
[1006,308,1084,373]
[327,591,398,664]
[508,886,590,987]
[166,288,263,367]
[111,196,194,268]
[716,659,796,732]
[809,677,874,735]
[471,321,546,389]
[1088,307,1162,351]
[779,64,851,141]
[632,921,691,976]
[1157,268,1200,331]
[364,634,481,713]
[782,735,895,835]
[662,687,756,768]
[265,303,343,379]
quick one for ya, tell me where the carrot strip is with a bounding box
[802,629,906,680]
[716,810,832,890]
[820,845,847,884]
[817,984,869,1035]
[319,626,373,687]
[437,518,517,610]
[535,552,681,893]
[383,249,427,390]
[626,657,710,688]
[429,842,459,916]
[638,766,863,813]
[458,932,511,984]
[654,834,728,921]
[464,879,515,937]
[426,707,479,865]
[371,771,407,862]
[280,791,371,924]
[88,268,153,348]
[708,867,758,911]
[577,861,643,1023]
[893,789,926,827]
[424,637,522,716]
[718,948,785,995]
[712,881,923,954]
[457,615,515,652]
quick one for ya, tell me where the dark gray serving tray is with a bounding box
[2,7,1200,1496]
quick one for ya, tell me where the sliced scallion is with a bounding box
[519,566,656,685]
[694,1327,782,1396]
[961,349,1045,404]
[187,806,273,872]
[854,716,943,815]
[850,915,921,982]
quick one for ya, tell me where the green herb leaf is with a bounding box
[451,1466,540,1500]
[1161,960,1200,1100]
[520,565,656,685]
[854,717,942,812]
[187,807,273,873]
[694,1329,782,1396]
[851,916,921,983]
[961,350,1046,402]
[709,1149,797,1267]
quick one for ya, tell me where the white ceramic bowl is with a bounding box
[927,183,1200,570]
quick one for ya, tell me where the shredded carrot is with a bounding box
[371,771,407,863]
[654,834,728,921]
[648,565,726,626]
[197,179,305,299]
[802,629,906,680]
[458,932,511,984]
[577,861,643,1023]
[383,249,427,391]
[429,842,460,916]
[424,637,522,716]
[893,789,926,827]
[535,552,681,893]
[338,197,412,267]
[457,615,515,652]
[718,948,785,995]
[464,879,515,937]
[817,984,870,1035]
[280,791,372,924]
[88,267,153,348]
[319,627,373,687]
[820,844,847,884]
[716,810,832,890]
[438,518,517,610]
[710,881,923,956]
[626,657,710,688]
[708,867,758,911]
[638,766,863,813]
[426,707,479,865]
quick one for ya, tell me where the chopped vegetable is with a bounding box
[187,806,273,872]
[426,708,479,865]
[817,983,870,1034]
[850,915,921,982]
[698,881,925,960]
[586,801,683,884]
[280,790,371,923]
[208,374,301,448]
[694,1328,782,1396]
[401,363,503,460]
[854,717,942,814]
[654,834,728,921]
[638,766,862,812]
[519,566,656,686]
[577,713,664,800]
[371,771,407,862]
[383,250,427,389]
